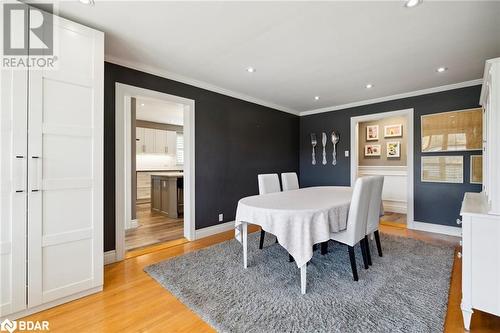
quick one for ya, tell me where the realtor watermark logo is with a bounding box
[0,319,49,332]
[2,2,58,69]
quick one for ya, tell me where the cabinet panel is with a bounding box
[167,131,177,156]
[161,180,170,212]
[151,178,161,210]
[155,129,168,154]
[0,67,28,316]
[27,13,103,307]
[471,216,500,315]
[136,127,145,154]
[143,128,156,154]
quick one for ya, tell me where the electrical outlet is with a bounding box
[344,150,349,157]
[218,213,223,222]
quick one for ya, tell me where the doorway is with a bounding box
[350,109,414,228]
[125,96,185,251]
[115,83,195,262]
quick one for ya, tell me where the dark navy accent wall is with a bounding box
[299,85,483,227]
[104,62,299,251]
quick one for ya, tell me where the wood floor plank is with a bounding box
[21,217,500,332]
[125,203,184,251]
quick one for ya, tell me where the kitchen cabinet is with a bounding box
[154,129,167,153]
[0,3,103,319]
[143,128,156,153]
[136,127,177,155]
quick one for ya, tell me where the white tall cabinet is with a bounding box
[0,5,104,319]
[460,57,500,330]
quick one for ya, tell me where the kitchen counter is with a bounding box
[150,173,184,218]
[150,172,184,178]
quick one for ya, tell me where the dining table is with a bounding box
[234,186,353,294]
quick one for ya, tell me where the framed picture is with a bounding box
[421,108,482,152]
[366,125,379,141]
[470,155,482,184]
[384,124,402,138]
[386,142,400,158]
[364,144,381,156]
[421,156,463,183]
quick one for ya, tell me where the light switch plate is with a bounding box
[345,150,349,157]
[218,214,224,222]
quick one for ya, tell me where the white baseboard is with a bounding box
[409,221,462,237]
[104,250,117,265]
[1,286,102,321]
[195,221,235,240]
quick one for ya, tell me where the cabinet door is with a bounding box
[136,127,145,154]
[27,13,104,306]
[471,216,500,315]
[0,66,28,316]
[161,180,170,213]
[155,129,168,154]
[166,131,177,156]
[151,178,161,210]
[143,128,156,154]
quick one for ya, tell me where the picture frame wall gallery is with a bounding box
[364,123,403,157]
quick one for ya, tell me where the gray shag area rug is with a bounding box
[145,233,454,333]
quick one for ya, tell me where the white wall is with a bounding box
[136,154,183,171]
[358,166,407,214]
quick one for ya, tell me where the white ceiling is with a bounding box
[55,1,500,114]
[135,97,184,126]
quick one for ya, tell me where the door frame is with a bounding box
[115,83,195,262]
[350,108,414,228]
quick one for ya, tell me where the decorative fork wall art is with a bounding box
[310,131,340,166]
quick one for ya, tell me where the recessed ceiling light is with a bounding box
[79,0,95,5]
[314,96,320,101]
[140,103,145,107]
[405,0,422,8]
[436,67,448,73]
[365,84,373,89]
[246,67,255,73]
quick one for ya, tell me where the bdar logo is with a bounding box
[0,319,17,333]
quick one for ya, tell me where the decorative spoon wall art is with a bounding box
[331,131,339,165]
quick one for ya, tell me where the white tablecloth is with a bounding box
[235,186,352,268]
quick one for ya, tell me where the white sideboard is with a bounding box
[459,57,500,330]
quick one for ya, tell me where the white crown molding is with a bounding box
[105,56,299,116]
[300,78,484,116]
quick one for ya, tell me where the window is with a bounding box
[176,133,184,165]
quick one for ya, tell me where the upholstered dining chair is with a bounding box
[364,176,385,266]
[257,174,281,249]
[330,176,374,281]
[281,172,299,191]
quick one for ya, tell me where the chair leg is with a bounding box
[360,240,369,270]
[259,230,265,250]
[348,246,358,281]
[289,254,294,262]
[364,236,372,266]
[374,230,383,257]
[275,237,278,244]
[320,241,328,255]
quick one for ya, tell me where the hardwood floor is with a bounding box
[125,203,184,251]
[23,220,500,332]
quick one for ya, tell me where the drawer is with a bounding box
[137,172,152,188]
[137,187,150,200]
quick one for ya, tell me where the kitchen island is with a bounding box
[150,172,184,218]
